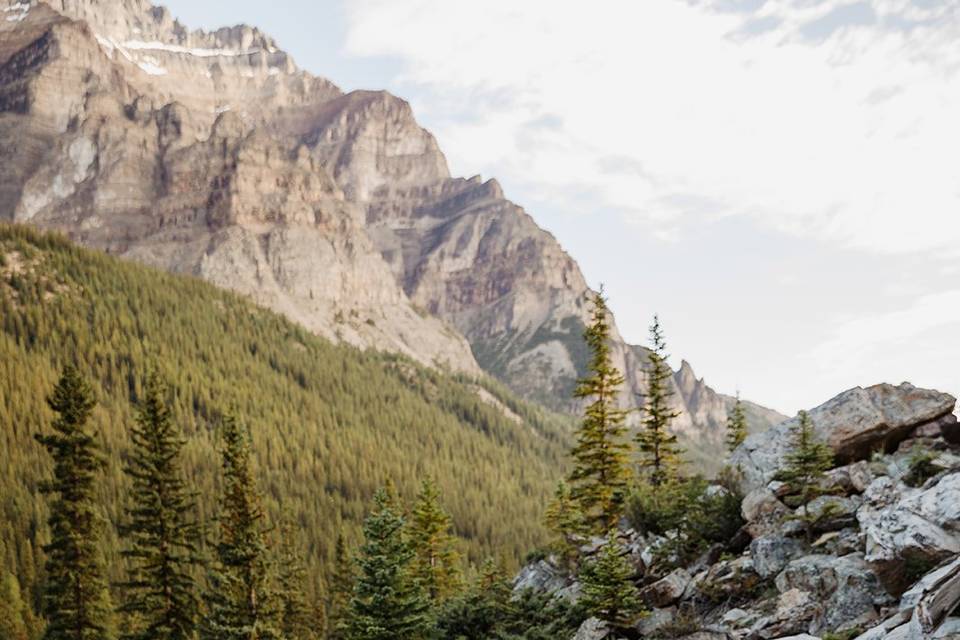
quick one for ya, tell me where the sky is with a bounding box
[162,0,960,415]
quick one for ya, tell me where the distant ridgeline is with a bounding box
[0,224,572,606]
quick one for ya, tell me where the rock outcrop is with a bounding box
[0,0,785,460]
[730,383,957,491]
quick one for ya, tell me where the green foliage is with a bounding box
[904,445,939,487]
[498,589,585,640]
[35,366,116,640]
[347,489,430,640]
[725,394,748,453]
[434,559,512,640]
[568,290,632,535]
[578,532,644,629]
[325,535,353,640]
[0,570,33,640]
[0,224,567,612]
[274,520,319,640]
[407,478,462,603]
[543,480,582,569]
[203,416,281,640]
[626,469,745,570]
[636,315,683,488]
[118,372,201,640]
[775,410,835,541]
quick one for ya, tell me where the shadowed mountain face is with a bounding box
[0,0,785,464]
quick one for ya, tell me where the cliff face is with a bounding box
[0,0,785,455]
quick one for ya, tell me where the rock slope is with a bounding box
[0,0,784,453]
[516,382,960,640]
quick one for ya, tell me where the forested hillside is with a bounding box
[0,224,570,609]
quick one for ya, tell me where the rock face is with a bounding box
[0,0,785,456]
[731,383,957,491]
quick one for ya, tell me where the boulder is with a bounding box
[695,555,761,602]
[730,384,956,491]
[774,553,892,632]
[858,473,960,592]
[512,559,567,595]
[750,536,805,579]
[636,606,676,636]
[804,495,861,532]
[641,568,692,608]
[573,617,611,640]
[742,487,791,537]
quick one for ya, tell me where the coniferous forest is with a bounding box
[5,223,949,640]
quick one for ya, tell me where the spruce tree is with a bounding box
[35,366,115,640]
[203,415,281,640]
[578,532,644,629]
[636,315,683,487]
[776,410,835,542]
[347,488,430,640]
[325,535,353,640]
[407,478,461,603]
[568,290,633,534]
[543,480,582,568]
[435,558,512,639]
[725,393,748,453]
[119,372,201,640]
[274,521,315,640]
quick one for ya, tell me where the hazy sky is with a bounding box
[162,0,960,415]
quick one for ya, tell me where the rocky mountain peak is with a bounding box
[0,0,786,459]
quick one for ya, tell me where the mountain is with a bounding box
[0,0,786,465]
[0,223,569,602]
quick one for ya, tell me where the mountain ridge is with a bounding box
[0,0,787,468]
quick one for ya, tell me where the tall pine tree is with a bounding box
[35,366,115,640]
[274,520,315,640]
[203,415,281,640]
[636,315,683,487]
[119,371,201,640]
[776,410,835,542]
[725,393,748,453]
[568,290,633,534]
[407,478,461,603]
[578,532,644,629]
[348,488,430,640]
[325,535,353,640]
[543,480,582,569]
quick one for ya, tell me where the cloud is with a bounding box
[343,0,960,256]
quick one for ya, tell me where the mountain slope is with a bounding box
[0,224,569,603]
[0,0,785,462]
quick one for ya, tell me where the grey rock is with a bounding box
[636,606,676,635]
[573,617,611,640]
[512,559,567,595]
[774,553,892,632]
[858,473,960,591]
[750,536,805,579]
[641,567,692,608]
[731,384,956,492]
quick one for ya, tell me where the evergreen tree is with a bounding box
[435,559,512,640]
[543,480,582,569]
[119,371,202,640]
[0,570,30,640]
[407,478,461,603]
[568,290,633,534]
[274,521,315,640]
[775,410,835,542]
[578,532,643,629]
[725,393,748,453]
[203,415,281,640]
[636,315,683,487]
[35,366,115,640]
[347,488,430,640]
[325,535,353,640]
